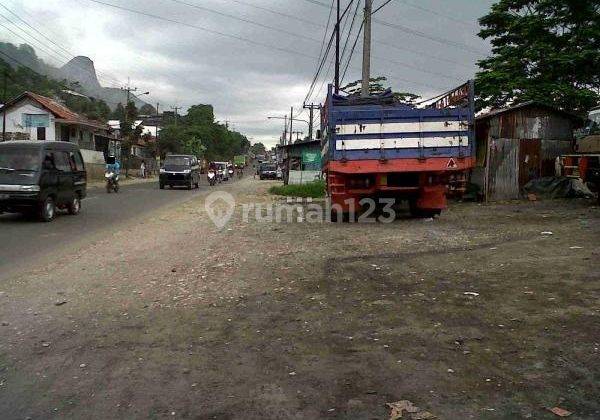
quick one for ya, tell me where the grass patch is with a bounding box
[268,180,326,198]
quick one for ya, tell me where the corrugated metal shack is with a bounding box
[277,140,322,185]
[475,102,582,201]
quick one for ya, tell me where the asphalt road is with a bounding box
[0,179,212,275]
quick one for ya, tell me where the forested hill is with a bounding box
[0,42,149,111]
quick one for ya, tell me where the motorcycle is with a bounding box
[228,168,234,179]
[105,171,119,193]
[207,170,216,186]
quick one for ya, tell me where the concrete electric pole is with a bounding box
[334,0,340,94]
[289,106,294,145]
[303,103,320,140]
[361,0,373,98]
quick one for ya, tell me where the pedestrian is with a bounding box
[140,160,146,178]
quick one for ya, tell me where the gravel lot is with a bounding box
[0,177,599,419]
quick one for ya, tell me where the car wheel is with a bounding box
[67,194,81,215]
[160,183,165,190]
[39,196,55,222]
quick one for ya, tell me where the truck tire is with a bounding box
[409,200,441,218]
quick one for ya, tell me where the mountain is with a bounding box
[56,56,150,110]
[0,42,149,111]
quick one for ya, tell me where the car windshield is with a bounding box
[0,148,40,171]
[262,164,276,171]
[164,157,190,166]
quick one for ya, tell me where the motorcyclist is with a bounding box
[106,156,121,175]
[105,156,121,192]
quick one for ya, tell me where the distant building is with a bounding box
[277,139,322,185]
[475,102,583,201]
[107,119,158,160]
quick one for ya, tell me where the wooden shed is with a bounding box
[475,102,582,201]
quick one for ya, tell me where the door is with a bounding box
[486,138,520,201]
[53,151,74,205]
[518,139,541,188]
[39,151,59,200]
[69,150,87,194]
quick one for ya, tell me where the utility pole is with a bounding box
[334,0,341,94]
[171,106,181,126]
[303,103,320,140]
[289,106,294,145]
[361,0,373,97]
[2,70,7,142]
[283,115,288,146]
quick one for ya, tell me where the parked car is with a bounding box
[0,140,86,222]
[159,154,200,189]
[259,163,277,180]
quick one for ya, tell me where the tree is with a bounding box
[111,103,126,120]
[139,103,156,115]
[476,0,600,114]
[119,100,141,176]
[341,76,388,96]
[250,142,266,156]
[341,76,421,104]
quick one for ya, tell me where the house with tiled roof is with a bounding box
[0,91,124,178]
[0,91,119,156]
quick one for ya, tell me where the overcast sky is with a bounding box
[1,0,495,147]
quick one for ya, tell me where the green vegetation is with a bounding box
[157,104,250,160]
[341,76,421,104]
[268,180,326,198]
[0,43,112,122]
[250,142,267,156]
[476,0,600,114]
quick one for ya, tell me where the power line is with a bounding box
[398,0,478,27]
[1,2,127,87]
[0,8,123,89]
[0,4,120,88]
[373,18,486,55]
[373,0,394,14]
[225,0,324,29]
[303,0,356,106]
[165,0,320,44]
[301,0,486,55]
[85,0,316,60]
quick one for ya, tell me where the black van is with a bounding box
[0,141,87,222]
[159,154,200,189]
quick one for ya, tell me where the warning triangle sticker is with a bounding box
[447,158,457,168]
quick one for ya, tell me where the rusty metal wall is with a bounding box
[478,106,577,199]
[486,138,520,201]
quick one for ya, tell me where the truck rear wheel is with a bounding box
[409,200,441,218]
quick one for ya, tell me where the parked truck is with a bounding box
[320,81,475,218]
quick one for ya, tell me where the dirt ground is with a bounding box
[0,176,599,419]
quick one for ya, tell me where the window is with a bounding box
[53,152,72,172]
[37,127,46,140]
[70,151,84,171]
[22,114,49,128]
